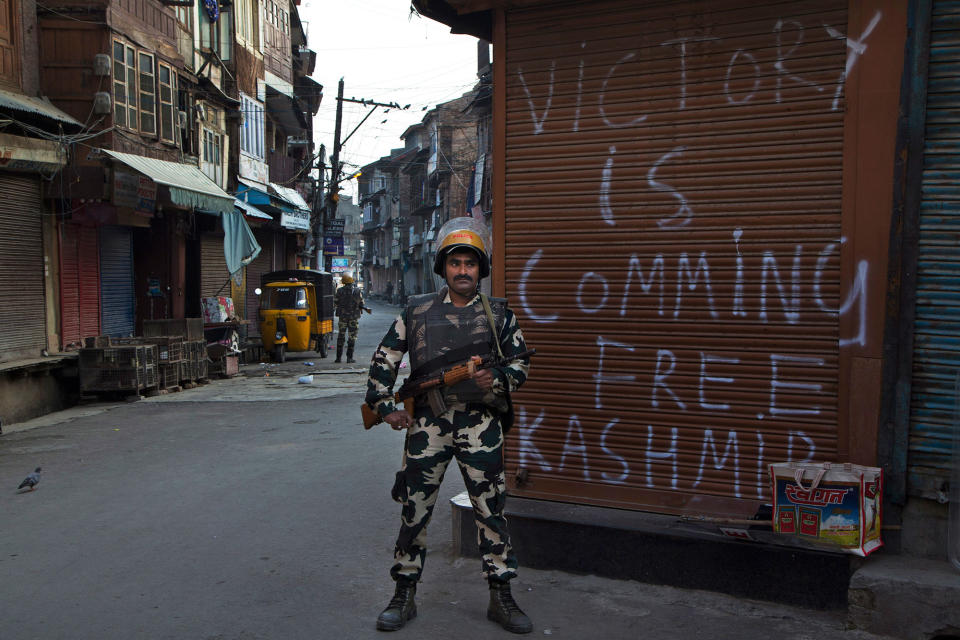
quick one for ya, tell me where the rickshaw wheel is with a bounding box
[274,343,286,363]
[317,334,328,357]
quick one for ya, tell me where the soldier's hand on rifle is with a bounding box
[384,409,413,430]
[473,368,495,391]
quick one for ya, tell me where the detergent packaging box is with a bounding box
[769,462,883,557]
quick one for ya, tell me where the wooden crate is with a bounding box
[143,318,204,340]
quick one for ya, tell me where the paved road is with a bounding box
[0,300,894,639]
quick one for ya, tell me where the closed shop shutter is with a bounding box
[200,233,230,299]
[99,226,135,337]
[907,0,960,500]
[245,229,274,336]
[60,223,100,346]
[502,0,849,515]
[0,174,46,361]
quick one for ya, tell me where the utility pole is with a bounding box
[323,79,345,273]
[322,78,409,272]
[311,143,326,270]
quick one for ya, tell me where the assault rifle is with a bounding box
[361,348,536,430]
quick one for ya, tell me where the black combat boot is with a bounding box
[334,346,342,363]
[487,578,532,634]
[346,347,355,363]
[376,577,417,631]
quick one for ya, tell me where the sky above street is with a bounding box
[297,1,481,197]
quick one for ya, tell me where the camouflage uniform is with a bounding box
[365,288,530,583]
[334,283,365,360]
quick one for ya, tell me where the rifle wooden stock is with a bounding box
[360,349,535,430]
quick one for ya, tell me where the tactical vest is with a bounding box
[406,289,508,412]
[335,284,363,319]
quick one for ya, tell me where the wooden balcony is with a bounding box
[268,151,297,185]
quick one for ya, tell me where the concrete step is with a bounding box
[451,493,855,610]
[848,555,960,639]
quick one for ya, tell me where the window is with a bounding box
[240,93,264,159]
[263,287,306,309]
[265,0,288,34]
[427,123,438,174]
[113,40,137,129]
[202,128,223,186]
[175,4,191,28]
[113,39,169,138]
[158,63,177,144]
[201,106,224,186]
[236,0,259,48]
[138,52,156,135]
[178,85,196,155]
[200,7,233,61]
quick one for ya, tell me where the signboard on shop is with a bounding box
[331,257,350,272]
[113,170,157,216]
[323,236,344,256]
[280,208,310,231]
[325,218,345,238]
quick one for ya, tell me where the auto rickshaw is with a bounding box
[256,269,334,363]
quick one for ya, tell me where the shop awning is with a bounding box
[270,182,311,232]
[234,196,272,220]
[0,89,83,128]
[101,149,234,215]
[237,177,282,208]
[269,182,310,212]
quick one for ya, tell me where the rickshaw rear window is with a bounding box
[264,287,308,309]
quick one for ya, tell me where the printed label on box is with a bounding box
[799,508,821,537]
[777,507,796,534]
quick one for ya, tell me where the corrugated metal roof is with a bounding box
[102,150,234,215]
[0,90,82,127]
[234,197,272,220]
[269,182,311,212]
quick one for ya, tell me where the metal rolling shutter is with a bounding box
[908,0,960,500]
[60,223,100,346]
[0,174,46,360]
[200,233,230,299]
[245,230,274,336]
[99,226,135,337]
[502,0,848,515]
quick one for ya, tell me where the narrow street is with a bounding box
[1,301,892,640]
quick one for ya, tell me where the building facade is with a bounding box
[416,0,959,563]
[0,0,321,423]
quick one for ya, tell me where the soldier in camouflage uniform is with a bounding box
[334,274,369,363]
[365,220,533,634]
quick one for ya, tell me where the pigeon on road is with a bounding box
[17,467,42,492]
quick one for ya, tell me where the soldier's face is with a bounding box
[444,249,480,299]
